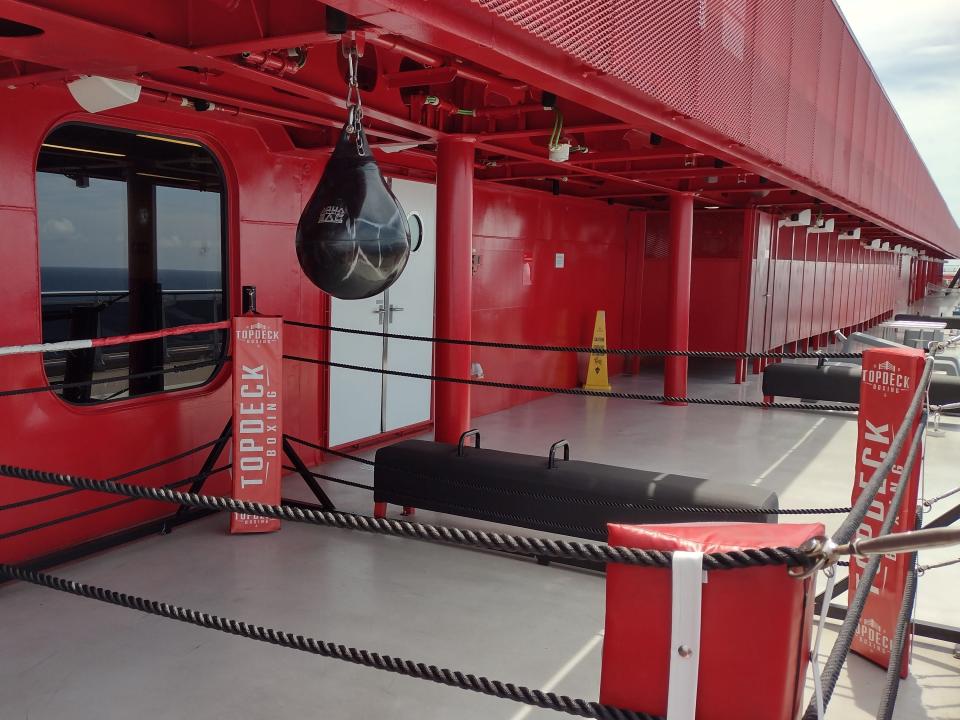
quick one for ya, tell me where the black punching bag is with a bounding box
[296,123,410,299]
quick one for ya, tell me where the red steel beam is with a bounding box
[0,1,438,141]
[475,141,673,193]
[323,0,940,251]
[475,122,633,141]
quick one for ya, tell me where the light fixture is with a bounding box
[135,133,201,147]
[377,141,424,154]
[67,76,141,113]
[779,208,812,228]
[136,171,201,184]
[41,143,125,158]
[703,205,720,210]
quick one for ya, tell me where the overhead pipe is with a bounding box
[411,95,551,120]
[137,83,422,143]
[239,49,305,77]
[139,86,312,129]
[366,34,526,101]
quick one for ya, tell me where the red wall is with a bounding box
[0,85,327,565]
[470,183,637,416]
[638,210,748,351]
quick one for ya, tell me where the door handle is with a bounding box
[388,305,404,323]
[372,304,387,325]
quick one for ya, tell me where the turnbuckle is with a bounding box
[788,535,841,578]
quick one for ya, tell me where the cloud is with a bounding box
[836,0,960,229]
[42,217,76,237]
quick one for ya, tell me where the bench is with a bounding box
[762,362,960,407]
[834,331,960,376]
[373,433,778,540]
[895,314,960,330]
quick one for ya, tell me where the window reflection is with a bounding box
[37,124,228,403]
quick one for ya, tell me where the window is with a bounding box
[37,124,228,403]
[408,212,423,252]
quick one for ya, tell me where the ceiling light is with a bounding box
[136,133,201,147]
[41,143,125,158]
[136,171,201,184]
[703,205,720,210]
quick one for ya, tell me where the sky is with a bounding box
[836,0,960,226]
[37,172,222,275]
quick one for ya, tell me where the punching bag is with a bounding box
[296,122,410,299]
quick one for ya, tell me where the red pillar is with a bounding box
[664,192,694,404]
[434,137,475,443]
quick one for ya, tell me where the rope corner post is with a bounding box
[804,346,934,720]
[598,523,825,720]
[229,313,285,534]
[847,346,930,675]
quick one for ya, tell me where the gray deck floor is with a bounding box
[2,296,959,720]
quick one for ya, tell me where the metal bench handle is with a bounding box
[548,439,570,469]
[457,429,480,457]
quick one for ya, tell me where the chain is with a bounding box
[343,44,364,154]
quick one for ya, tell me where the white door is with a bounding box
[327,177,436,446]
[328,293,384,447]
[383,178,436,431]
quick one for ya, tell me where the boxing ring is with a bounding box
[1,314,959,720]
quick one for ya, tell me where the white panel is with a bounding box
[666,551,704,720]
[383,178,436,432]
[328,293,384,446]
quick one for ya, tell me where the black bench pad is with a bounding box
[374,440,778,540]
[762,362,960,406]
[895,314,960,330]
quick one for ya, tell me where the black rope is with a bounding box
[0,565,659,720]
[876,535,920,719]
[0,357,227,399]
[284,355,860,412]
[0,438,221,512]
[285,435,377,467]
[284,320,862,360]
[831,358,933,546]
[281,465,374,492]
[0,464,812,571]
[0,465,231,541]
[801,420,925,720]
[283,435,851,516]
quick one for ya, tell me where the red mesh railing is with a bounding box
[474,0,959,254]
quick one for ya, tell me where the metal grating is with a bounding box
[474,0,959,252]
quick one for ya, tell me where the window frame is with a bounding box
[34,119,233,410]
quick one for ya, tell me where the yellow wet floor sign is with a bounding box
[584,310,612,392]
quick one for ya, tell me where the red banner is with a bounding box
[230,316,283,534]
[850,347,925,675]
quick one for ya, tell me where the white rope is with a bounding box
[0,338,93,357]
[810,568,837,719]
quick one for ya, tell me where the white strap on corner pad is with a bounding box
[667,551,704,720]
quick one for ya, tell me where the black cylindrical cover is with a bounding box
[296,123,410,299]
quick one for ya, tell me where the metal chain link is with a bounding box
[0,564,659,720]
